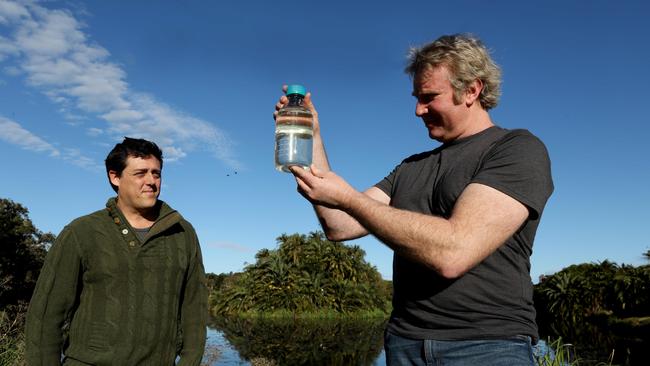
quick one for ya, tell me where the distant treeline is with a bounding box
[534,258,650,340]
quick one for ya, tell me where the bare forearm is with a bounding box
[340,183,529,278]
[342,190,459,273]
[311,133,368,240]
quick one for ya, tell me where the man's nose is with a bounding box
[415,102,427,116]
[145,173,156,184]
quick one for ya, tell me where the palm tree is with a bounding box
[211,232,390,315]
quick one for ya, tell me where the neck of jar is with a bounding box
[287,93,304,106]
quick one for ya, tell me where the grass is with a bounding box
[535,337,576,365]
[535,337,619,366]
[0,307,26,366]
[221,308,389,320]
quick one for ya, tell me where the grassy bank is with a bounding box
[219,308,389,320]
[0,307,26,366]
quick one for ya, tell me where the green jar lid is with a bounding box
[286,84,306,96]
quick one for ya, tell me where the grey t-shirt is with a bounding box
[375,126,554,341]
[134,227,150,242]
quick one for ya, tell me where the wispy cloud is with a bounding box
[0,0,239,167]
[0,116,59,156]
[0,115,101,170]
[86,127,103,136]
[207,241,255,253]
[0,35,18,61]
[3,65,21,75]
[60,146,100,170]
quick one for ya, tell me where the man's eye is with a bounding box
[418,94,435,103]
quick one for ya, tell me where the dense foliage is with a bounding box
[210,232,392,315]
[534,260,650,338]
[0,198,53,309]
[0,198,54,366]
[534,259,650,364]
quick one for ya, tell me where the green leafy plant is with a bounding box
[211,232,391,315]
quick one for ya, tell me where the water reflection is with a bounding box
[207,316,388,366]
[540,327,649,365]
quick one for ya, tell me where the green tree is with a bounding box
[0,198,54,308]
[211,232,391,315]
[205,272,232,292]
[534,258,650,340]
[1,199,54,366]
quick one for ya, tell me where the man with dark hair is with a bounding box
[104,137,164,193]
[275,34,553,365]
[26,137,207,365]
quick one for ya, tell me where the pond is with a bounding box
[203,316,650,365]
[539,326,650,365]
[203,316,388,366]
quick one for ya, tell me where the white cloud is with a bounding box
[3,65,21,75]
[0,115,101,170]
[86,127,103,136]
[160,145,187,162]
[0,0,240,168]
[0,35,18,61]
[101,108,144,123]
[0,0,29,24]
[0,115,59,156]
[61,147,101,170]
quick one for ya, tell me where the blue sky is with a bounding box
[1,0,648,282]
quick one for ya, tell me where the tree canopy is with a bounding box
[0,198,54,308]
[210,232,391,315]
[534,260,650,340]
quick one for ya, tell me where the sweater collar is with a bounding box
[105,197,183,241]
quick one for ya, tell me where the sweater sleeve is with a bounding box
[25,225,83,366]
[176,227,208,366]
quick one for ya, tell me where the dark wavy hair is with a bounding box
[105,137,163,193]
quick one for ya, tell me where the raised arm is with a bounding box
[292,164,529,279]
[274,87,390,241]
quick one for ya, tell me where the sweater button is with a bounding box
[128,241,136,247]
[114,217,120,224]
[122,229,128,235]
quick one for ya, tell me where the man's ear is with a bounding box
[108,170,121,188]
[465,78,483,106]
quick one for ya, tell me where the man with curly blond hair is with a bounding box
[276,34,554,365]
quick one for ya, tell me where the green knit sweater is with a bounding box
[25,198,207,366]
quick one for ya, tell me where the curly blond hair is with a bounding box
[405,34,502,110]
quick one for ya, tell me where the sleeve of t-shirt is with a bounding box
[375,162,401,198]
[471,129,554,220]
